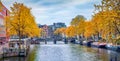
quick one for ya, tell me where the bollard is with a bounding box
[64,39,68,44]
[45,40,47,44]
[54,40,57,44]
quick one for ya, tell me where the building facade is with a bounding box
[38,24,49,38]
[38,22,66,39]
[53,22,66,31]
[0,1,10,42]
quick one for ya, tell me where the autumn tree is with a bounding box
[90,12,106,41]
[71,15,85,26]
[84,21,95,40]
[65,26,76,38]
[54,28,61,35]
[94,0,120,43]
[54,27,66,37]
[71,15,86,41]
[8,2,40,40]
[77,18,86,39]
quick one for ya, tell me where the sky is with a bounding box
[2,0,101,26]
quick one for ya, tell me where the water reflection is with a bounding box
[1,43,120,61]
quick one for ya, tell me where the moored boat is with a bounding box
[91,42,106,48]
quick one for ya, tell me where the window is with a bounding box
[0,18,4,25]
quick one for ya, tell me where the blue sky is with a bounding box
[2,0,101,26]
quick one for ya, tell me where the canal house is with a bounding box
[0,1,10,59]
[0,0,10,43]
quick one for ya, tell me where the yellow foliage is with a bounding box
[76,19,85,35]
[6,2,40,38]
[65,26,76,37]
[84,21,96,38]
[93,0,120,43]
[54,27,66,35]
[70,15,86,37]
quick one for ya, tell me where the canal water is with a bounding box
[1,41,120,61]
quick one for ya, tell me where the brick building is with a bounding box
[0,1,10,42]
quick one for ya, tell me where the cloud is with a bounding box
[2,0,101,26]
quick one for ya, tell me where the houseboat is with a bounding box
[2,38,30,57]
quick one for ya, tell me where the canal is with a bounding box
[1,41,120,61]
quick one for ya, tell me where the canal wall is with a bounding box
[0,43,9,59]
[0,48,29,59]
[0,44,30,59]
